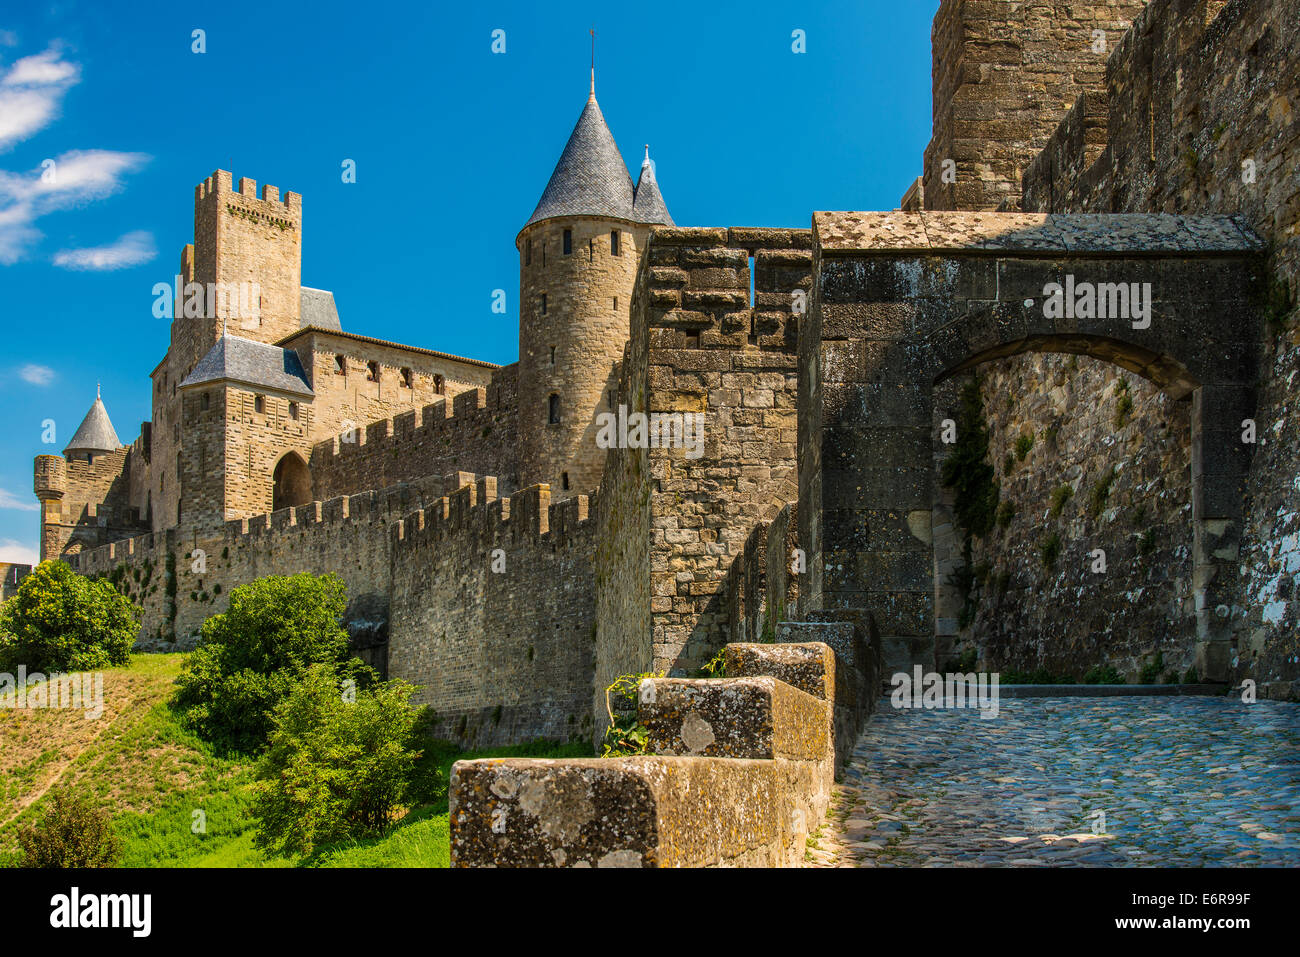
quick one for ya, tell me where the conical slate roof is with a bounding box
[64,392,122,456]
[633,147,673,226]
[523,92,672,230]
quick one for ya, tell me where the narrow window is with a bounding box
[367,360,380,382]
[589,238,593,261]
[334,354,346,375]
[176,451,182,477]
[549,345,556,366]
[525,238,532,266]
[611,229,620,256]
[201,392,210,411]
[541,293,547,315]
[548,393,560,425]
[748,254,756,307]
[434,374,445,395]
[289,401,299,420]
[86,453,95,465]
[562,472,570,490]
[562,229,572,255]
[613,296,618,312]
[177,500,182,523]
[400,367,413,388]
[160,472,165,492]
[254,394,266,414]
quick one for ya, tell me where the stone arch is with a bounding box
[272,451,312,512]
[802,211,1266,682]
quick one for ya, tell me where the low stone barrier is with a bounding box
[450,625,872,867]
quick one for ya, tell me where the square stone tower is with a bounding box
[917,0,1147,212]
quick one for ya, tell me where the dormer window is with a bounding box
[400,367,413,388]
[611,230,620,256]
[334,354,346,375]
[367,361,380,382]
[562,229,572,255]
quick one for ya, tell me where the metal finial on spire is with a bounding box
[96,382,101,399]
[643,144,651,167]
[589,28,595,99]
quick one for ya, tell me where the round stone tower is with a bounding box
[516,77,673,498]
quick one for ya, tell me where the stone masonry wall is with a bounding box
[389,481,597,748]
[919,0,1147,212]
[957,355,1197,679]
[1020,0,1300,689]
[71,474,453,647]
[308,366,520,500]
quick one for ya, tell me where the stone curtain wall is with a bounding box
[920,0,1147,212]
[308,367,520,500]
[72,474,452,647]
[957,355,1197,678]
[389,481,597,747]
[1020,0,1300,690]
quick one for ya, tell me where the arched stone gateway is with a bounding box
[272,451,312,512]
[800,212,1267,682]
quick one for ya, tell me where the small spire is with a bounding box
[643,144,651,168]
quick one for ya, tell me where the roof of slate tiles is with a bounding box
[180,334,314,397]
[523,93,673,231]
[65,394,123,455]
[300,286,342,331]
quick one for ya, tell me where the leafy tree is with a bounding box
[251,664,421,856]
[18,787,121,868]
[0,561,137,672]
[172,573,372,753]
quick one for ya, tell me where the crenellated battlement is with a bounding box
[309,369,521,500]
[195,169,301,212]
[393,477,594,553]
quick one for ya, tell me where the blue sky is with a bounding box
[0,0,938,563]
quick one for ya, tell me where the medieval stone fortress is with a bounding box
[23,0,1299,866]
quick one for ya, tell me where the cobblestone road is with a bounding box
[808,696,1300,867]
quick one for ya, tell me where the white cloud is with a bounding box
[19,363,54,385]
[0,47,80,151]
[0,150,151,264]
[0,490,39,513]
[0,539,39,565]
[53,229,155,271]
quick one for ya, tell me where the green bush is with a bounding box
[1082,664,1126,685]
[600,672,661,758]
[1138,651,1164,685]
[1050,484,1073,517]
[1014,432,1034,461]
[1041,532,1062,568]
[17,787,121,868]
[251,665,422,857]
[172,573,373,753]
[0,561,137,673]
[1088,467,1117,519]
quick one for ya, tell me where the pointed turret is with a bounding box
[632,145,673,226]
[523,94,637,230]
[64,386,123,459]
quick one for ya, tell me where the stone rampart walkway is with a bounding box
[808,696,1300,867]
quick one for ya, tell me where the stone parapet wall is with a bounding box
[449,631,873,867]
